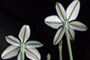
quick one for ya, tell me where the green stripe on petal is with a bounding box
[53,27,64,45]
[5,35,20,46]
[25,41,43,48]
[25,48,40,60]
[68,29,73,40]
[2,47,19,58]
[56,2,66,21]
[69,23,87,29]
[69,21,88,31]
[45,21,63,24]
[23,26,26,43]
[19,25,30,43]
[68,28,75,40]
[1,45,19,59]
[45,15,63,29]
[67,1,80,21]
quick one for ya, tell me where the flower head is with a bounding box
[45,0,88,45]
[1,25,43,60]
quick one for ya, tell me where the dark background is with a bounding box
[0,0,89,60]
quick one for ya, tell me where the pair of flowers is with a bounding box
[1,0,88,60]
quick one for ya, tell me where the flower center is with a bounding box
[21,43,25,51]
[64,20,68,28]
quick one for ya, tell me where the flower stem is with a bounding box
[64,21,73,60]
[59,40,62,60]
[66,31,73,60]
[20,44,25,60]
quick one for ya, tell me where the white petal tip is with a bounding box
[40,42,43,46]
[53,40,60,45]
[22,25,30,29]
[23,25,29,26]
[70,38,75,41]
[5,36,8,39]
[1,55,3,59]
[56,2,59,4]
[19,25,30,43]
[53,41,60,45]
[5,35,11,39]
[53,43,57,45]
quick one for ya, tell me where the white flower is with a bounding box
[44,0,88,45]
[1,25,43,60]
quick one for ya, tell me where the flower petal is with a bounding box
[19,25,30,43]
[53,27,64,45]
[1,45,19,59]
[45,15,63,29]
[17,52,21,60]
[5,35,20,46]
[66,0,80,21]
[25,48,41,60]
[69,21,88,31]
[25,41,43,48]
[56,2,66,21]
[68,28,75,41]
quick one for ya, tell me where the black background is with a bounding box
[0,0,90,60]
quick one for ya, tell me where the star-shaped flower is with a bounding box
[1,25,43,60]
[45,0,88,45]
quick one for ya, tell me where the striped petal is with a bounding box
[53,27,64,45]
[69,21,88,31]
[56,2,66,21]
[19,25,30,43]
[25,41,43,48]
[45,15,63,29]
[1,45,19,59]
[68,28,75,41]
[5,35,20,46]
[25,48,41,60]
[66,0,80,21]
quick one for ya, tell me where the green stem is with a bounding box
[66,32,73,60]
[20,44,25,60]
[64,21,73,60]
[59,40,62,60]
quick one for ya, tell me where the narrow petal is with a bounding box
[66,0,80,21]
[68,28,75,41]
[25,41,43,48]
[45,15,63,29]
[19,25,30,43]
[1,45,19,59]
[69,21,88,31]
[53,27,64,45]
[17,52,21,60]
[25,48,41,60]
[5,35,20,46]
[56,2,66,21]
